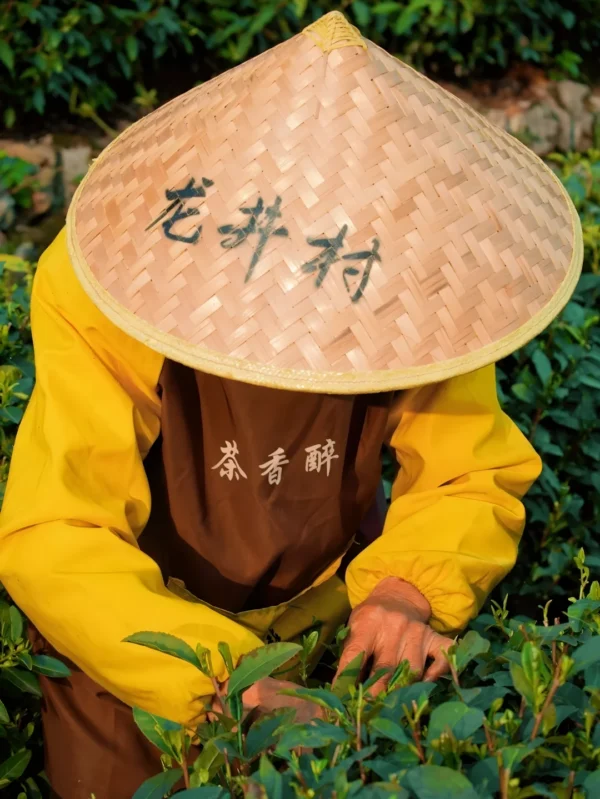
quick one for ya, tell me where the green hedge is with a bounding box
[1,147,600,795]
[1,0,600,128]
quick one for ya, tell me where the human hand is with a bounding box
[334,576,454,696]
[242,677,324,724]
[210,676,323,724]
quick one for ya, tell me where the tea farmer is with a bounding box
[0,12,582,799]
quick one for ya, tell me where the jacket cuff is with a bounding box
[345,552,478,635]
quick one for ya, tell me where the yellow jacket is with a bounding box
[0,230,541,725]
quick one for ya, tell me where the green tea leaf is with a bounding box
[9,606,23,642]
[217,642,234,675]
[0,749,32,788]
[133,707,182,756]
[500,742,539,770]
[571,635,600,674]
[131,768,183,799]
[426,702,484,741]
[0,698,9,724]
[509,663,535,706]
[532,349,553,386]
[246,708,296,759]
[352,1,371,27]
[279,686,346,716]
[276,720,348,752]
[17,651,33,671]
[302,629,319,657]
[2,668,42,697]
[175,789,226,797]
[191,739,223,781]
[3,107,16,129]
[259,755,284,799]
[406,765,480,798]
[31,655,71,678]
[0,41,14,72]
[123,632,200,669]
[332,651,363,698]
[454,630,490,673]
[227,642,301,697]
[584,770,600,795]
[369,716,410,744]
[372,2,401,13]
[125,35,139,62]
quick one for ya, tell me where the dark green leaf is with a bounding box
[426,702,484,741]
[468,757,499,795]
[584,770,600,794]
[132,707,182,756]
[500,742,539,770]
[123,632,200,669]
[460,685,509,711]
[17,651,33,671]
[571,635,600,674]
[2,669,42,697]
[227,642,301,696]
[368,751,420,779]
[246,709,296,759]
[352,1,371,27]
[276,720,348,751]
[31,87,45,115]
[279,686,345,716]
[31,655,71,679]
[0,750,32,788]
[532,349,553,386]
[9,605,23,643]
[332,652,363,698]
[454,631,490,673]
[175,789,226,797]
[369,716,410,744]
[382,681,436,717]
[126,35,139,61]
[131,768,182,799]
[0,698,9,724]
[0,41,14,72]
[259,755,284,799]
[405,765,480,798]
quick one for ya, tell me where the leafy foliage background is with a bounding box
[1,0,600,127]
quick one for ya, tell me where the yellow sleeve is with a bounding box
[0,230,262,725]
[345,365,542,635]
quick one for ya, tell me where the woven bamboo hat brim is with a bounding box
[66,11,583,394]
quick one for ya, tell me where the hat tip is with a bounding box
[302,10,366,53]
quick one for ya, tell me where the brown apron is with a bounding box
[38,362,393,798]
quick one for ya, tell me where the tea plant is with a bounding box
[1,1,599,127]
[126,551,600,797]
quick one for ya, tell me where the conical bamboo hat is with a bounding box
[66,11,582,393]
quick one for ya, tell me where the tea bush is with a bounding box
[1,0,599,128]
[125,568,600,797]
[0,146,599,794]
